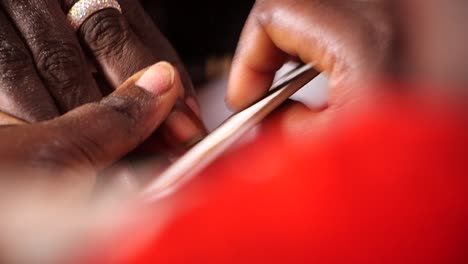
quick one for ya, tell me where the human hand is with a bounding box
[0,0,205,147]
[0,62,182,197]
[227,0,395,111]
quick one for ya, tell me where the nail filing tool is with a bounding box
[141,64,320,202]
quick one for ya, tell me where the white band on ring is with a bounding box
[67,0,122,31]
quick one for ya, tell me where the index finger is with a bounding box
[63,1,207,147]
[2,0,102,112]
[226,7,287,111]
[226,1,360,111]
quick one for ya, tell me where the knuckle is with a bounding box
[0,40,34,82]
[81,10,130,58]
[35,41,84,89]
[254,0,270,7]
[253,0,283,26]
[253,2,273,27]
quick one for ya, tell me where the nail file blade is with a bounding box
[141,64,319,202]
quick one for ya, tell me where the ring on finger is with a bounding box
[67,0,122,31]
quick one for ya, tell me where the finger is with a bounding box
[1,0,102,112]
[0,8,59,122]
[227,1,391,111]
[43,61,183,172]
[63,0,200,115]
[63,1,207,145]
[0,62,182,199]
[62,0,190,90]
[63,2,158,87]
[117,0,200,115]
[226,5,287,111]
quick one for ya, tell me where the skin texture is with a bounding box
[227,0,468,134]
[0,62,183,198]
[227,0,397,112]
[0,1,467,261]
[0,0,466,196]
[0,0,205,147]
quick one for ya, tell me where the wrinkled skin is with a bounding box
[227,0,396,111]
[0,1,208,197]
[0,62,183,197]
[1,0,468,200]
[0,0,205,145]
[227,0,468,136]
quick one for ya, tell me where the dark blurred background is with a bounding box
[141,0,255,84]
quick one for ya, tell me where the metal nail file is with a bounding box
[141,64,320,202]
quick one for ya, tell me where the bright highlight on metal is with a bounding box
[67,0,122,31]
[141,64,319,202]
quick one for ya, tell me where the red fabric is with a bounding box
[123,95,468,264]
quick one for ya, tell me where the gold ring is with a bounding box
[67,0,122,31]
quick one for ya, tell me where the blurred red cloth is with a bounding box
[120,91,467,264]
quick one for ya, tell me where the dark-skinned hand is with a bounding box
[0,0,205,149]
[0,62,182,198]
[228,0,468,135]
[228,0,395,109]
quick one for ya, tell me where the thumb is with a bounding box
[43,61,183,172]
[227,1,393,111]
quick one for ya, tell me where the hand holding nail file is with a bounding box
[141,64,320,202]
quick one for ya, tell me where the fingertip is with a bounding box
[224,93,251,112]
[163,105,207,150]
[226,66,277,111]
[135,62,175,95]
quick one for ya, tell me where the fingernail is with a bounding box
[136,62,175,95]
[164,105,206,146]
[185,97,202,118]
[165,101,207,147]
